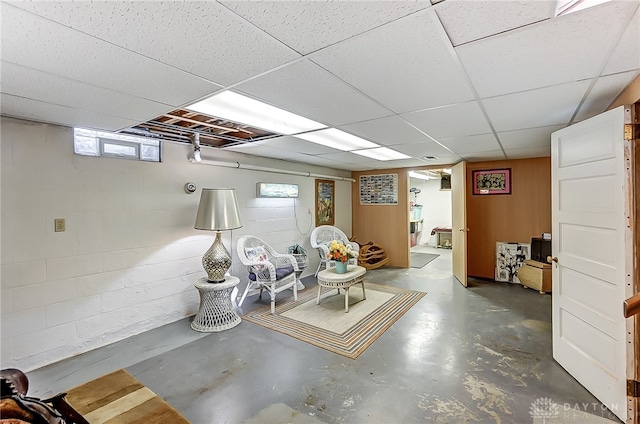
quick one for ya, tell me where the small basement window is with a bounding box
[74,128,161,162]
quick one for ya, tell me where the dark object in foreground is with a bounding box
[0,368,88,424]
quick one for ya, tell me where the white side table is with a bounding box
[316,265,366,313]
[191,276,241,332]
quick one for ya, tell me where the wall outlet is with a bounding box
[54,218,65,232]
[308,208,312,215]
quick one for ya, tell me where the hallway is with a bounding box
[26,251,619,423]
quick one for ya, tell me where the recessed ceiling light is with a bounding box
[186,91,326,135]
[296,128,379,151]
[352,147,411,161]
[423,155,439,160]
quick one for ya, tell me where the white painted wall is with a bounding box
[0,117,352,371]
[409,177,451,245]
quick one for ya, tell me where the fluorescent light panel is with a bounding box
[409,171,431,180]
[555,0,611,16]
[296,128,379,151]
[352,147,411,161]
[186,91,326,135]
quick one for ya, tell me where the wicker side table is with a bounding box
[316,265,366,313]
[191,276,241,332]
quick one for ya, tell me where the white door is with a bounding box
[451,161,467,287]
[551,106,632,422]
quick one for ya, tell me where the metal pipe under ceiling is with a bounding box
[189,134,355,183]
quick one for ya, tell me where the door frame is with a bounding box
[627,103,640,424]
[451,161,468,287]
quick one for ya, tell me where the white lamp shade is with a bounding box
[194,188,242,231]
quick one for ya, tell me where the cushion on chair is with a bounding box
[245,246,267,262]
[245,246,267,270]
[249,265,295,282]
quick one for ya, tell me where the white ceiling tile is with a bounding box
[6,1,299,86]
[220,1,430,55]
[603,7,640,75]
[416,155,464,167]
[456,1,638,98]
[262,136,339,155]
[438,133,503,155]
[435,0,555,46]
[1,4,222,107]
[504,146,551,159]
[498,125,565,150]
[390,141,455,158]
[351,159,425,171]
[1,62,170,123]
[459,150,507,162]
[316,151,376,164]
[292,154,348,168]
[234,60,393,127]
[309,8,475,113]
[224,143,316,164]
[361,158,434,169]
[2,0,637,172]
[337,116,431,146]
[575,70,640,122]
[1,94,139,132]
[223,142,273,154]
[340,163,374,171]
[482,80,591,132]
[402,101,492,139]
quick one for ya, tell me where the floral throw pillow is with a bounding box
[245,246,267,271]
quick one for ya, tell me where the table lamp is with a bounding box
[194,188,242,282]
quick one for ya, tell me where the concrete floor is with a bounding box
[26,245,620,423]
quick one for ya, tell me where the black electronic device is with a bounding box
[531,237,551,263]
[441,175,451,190]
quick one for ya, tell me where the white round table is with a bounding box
[191,276,241,332]
[316,265,366,313]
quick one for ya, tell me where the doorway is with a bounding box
[409,168,453,267]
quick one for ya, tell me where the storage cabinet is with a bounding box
[410,219,422,247]
[518,259,552,294]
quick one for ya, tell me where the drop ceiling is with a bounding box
[1,0,638,171]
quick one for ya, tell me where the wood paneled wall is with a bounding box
[351,168,411,267]
[466,158,552,279]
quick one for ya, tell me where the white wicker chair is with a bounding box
[310,225,359,277]
[236,235,299,314]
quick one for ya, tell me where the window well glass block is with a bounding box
[140,144,160,162]
[73,134,99,156]
[74,128,161,162]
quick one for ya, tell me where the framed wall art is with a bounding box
[315,179,335,226]
[472,168,511,195]
[359,173,399,205]
[496,242,530,284]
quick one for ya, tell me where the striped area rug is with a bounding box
[243,283,426,359]
[64,369,188,424]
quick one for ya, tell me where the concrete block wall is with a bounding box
[0,117,353,371]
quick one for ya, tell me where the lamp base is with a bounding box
[202,231,231,283]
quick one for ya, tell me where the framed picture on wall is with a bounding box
[315,179,335,226]
[472,168,511,195]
